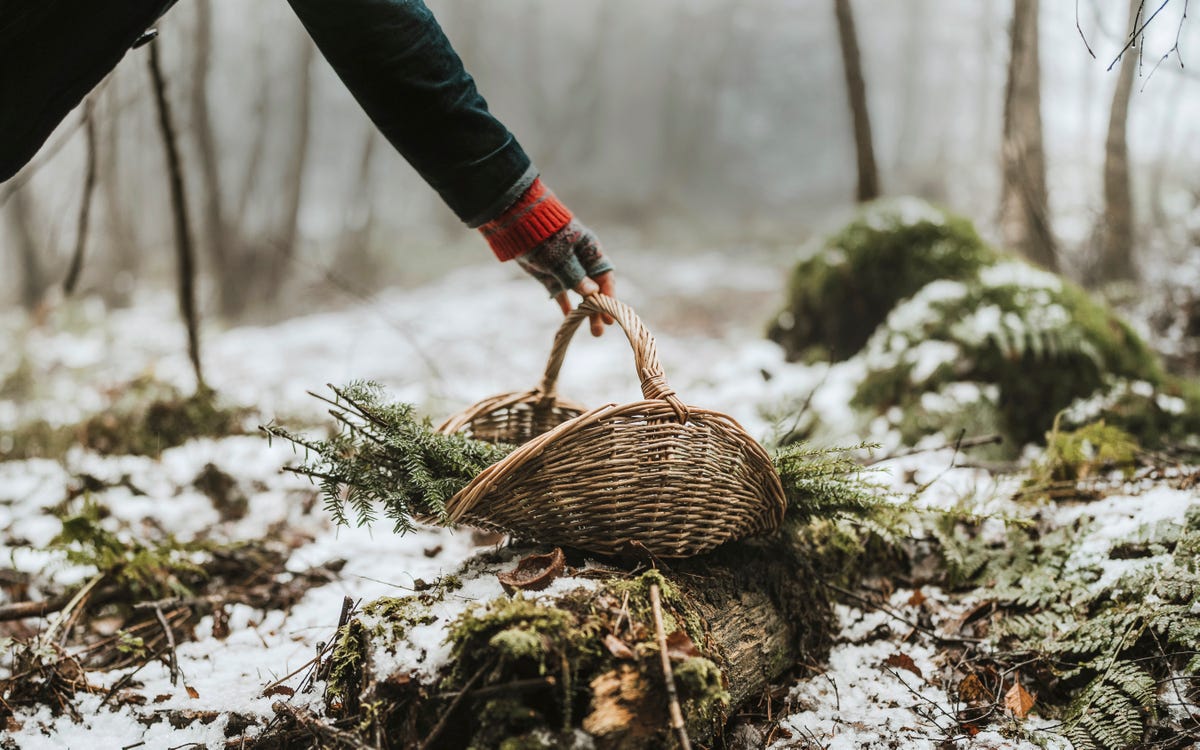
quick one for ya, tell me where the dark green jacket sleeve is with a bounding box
[286,0,535,225]
[0,0,176,183]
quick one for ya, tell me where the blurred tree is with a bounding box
[7,186,47,311]
[834,0,879,202]
[1000,0,1058,271]
[271,36,315,292]
[1092,0,1140,285]
[189,0,234,311]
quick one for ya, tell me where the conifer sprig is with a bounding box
[263,381,514,534]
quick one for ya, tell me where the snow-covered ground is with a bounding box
[2,254,1197,748]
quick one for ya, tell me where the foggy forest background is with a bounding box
[3,0,1197,323]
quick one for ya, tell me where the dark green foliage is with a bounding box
[941,500,1200,749]
[1060,377,1200,450]
[50,498,208,599]
[262,381,514,534]
[852,263,1163,448]
[774,442,889,522]
[768,198,1000,361]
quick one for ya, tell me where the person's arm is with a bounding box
[286,0,614,330]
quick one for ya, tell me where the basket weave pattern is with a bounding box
[444,295,786,558]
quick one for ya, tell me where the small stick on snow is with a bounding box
[650,583,692,750]
[154,604,182,686]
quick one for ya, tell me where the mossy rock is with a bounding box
[851,261,1164,449]
[768,197,1001,362]
[1059,377,1200,449]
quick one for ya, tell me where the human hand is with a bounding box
[515,220,615,336]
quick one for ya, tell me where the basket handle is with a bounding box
[536,295,689,423]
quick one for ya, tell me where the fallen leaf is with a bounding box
[961,723,980,737]
[6,717,24,733]
[263,685,295,698]
[497,548,566,593]
[1004,679,1035,719]
[666,630,700,661]
[153,694,172,704]
[185,685,199,700]
[907,589,927,607]
[604,634,636,660]
[883,653,923,679]
[423,545,443,558]
[957,673,992,704]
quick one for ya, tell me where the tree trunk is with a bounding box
[270,37,315,292]
[260,524,888,750]
[999,0,1059,271]
[148,41,205,390]
[1092,0,1140,285]
[190,0,235,313]
[6,186,47,311]
[834,0,880,203]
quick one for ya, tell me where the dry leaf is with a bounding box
[1004,680,1035,719]
[263,685,295,698]
[907,589,927,607]
[153,694,172,704]
[883,653,923,679]
[665,630,700,662]
[185,685,200,700]
[497,548,566,593]
[957,673,992,705]
[604,634,636,660]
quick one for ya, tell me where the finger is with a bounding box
[573,277,599,297]
[590,311,604,337]
[554,291,572,316]
[593,271,616,325]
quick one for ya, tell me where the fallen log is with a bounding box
[246,521,895,750]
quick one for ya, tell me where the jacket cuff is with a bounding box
[478,178,573,261]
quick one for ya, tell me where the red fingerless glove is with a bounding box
[478,178,573,261]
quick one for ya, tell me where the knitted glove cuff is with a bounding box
[478,178,573,262]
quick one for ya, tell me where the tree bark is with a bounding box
[1092,0,1140,285]
[271,37,316,291]
[6,185,47,311]
[148,41,205,390]
[999,0,1059,271]
[189,0,235,314]
[834,0,880,203]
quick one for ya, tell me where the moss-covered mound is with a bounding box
[768,198,1001,362]
[851,261,1164,448]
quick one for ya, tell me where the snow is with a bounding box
[3,253,1198,748]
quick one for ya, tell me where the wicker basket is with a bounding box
[443,294,786,558]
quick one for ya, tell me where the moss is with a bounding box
[1031,421,1141,484]
[1060,376,1200,449]
[2,381,249,461]
[603,570,706,648]
[360,595,439,644]
[768,197,1001,361]
[851,260,1165,449]
[326,619,369,711]
[674,656,730,727]
[489,628,546,663]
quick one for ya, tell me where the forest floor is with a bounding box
[2,253,1197,749]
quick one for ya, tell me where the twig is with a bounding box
[418,658,492,750]
[650,583,692,750]
[42,573,104,645]
[0,595,72,623]
[865,434,1003,466]
[154,605,182,686]
[821,581,983,645]
[1108,0,1171,71]
[1076,0,1098,58]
